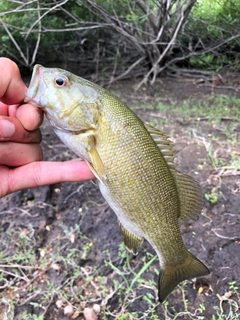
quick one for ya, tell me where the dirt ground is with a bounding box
[0,76,240,319]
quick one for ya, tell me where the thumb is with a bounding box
[0,118,15,139]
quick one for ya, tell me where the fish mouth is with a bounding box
[24,64,46,107]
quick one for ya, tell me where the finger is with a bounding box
[0,117,42,143]
[0,58,26,104]
[0,102,10,116]
[0,142,43,166]
[16,104,43,131]
[1,161,95,197]
[0,103,19,117]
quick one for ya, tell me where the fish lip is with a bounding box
[24,64,45,107]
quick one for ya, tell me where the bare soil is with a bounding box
[0,77,240,319]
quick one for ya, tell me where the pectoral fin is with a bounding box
[87,137,106,183]
[119,221,144,255]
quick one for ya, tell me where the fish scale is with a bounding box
[25,65,210,302]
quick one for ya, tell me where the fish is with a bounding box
[25,65,210,302]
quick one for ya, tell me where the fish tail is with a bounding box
[158,251,210,303]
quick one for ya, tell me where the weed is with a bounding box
[205,187,222,204]
[22,311,44,320]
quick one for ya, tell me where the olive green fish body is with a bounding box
[25,65,210,302]
[95,94,183,258]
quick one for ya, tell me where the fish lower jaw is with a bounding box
[24,96,42,108]
[53,125,92,135]
[46,117,76,134]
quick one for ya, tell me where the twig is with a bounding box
[108,56,145,85]
[24,0,69,38]
[211,228,240,240]
[30,0,41,66]
[0,264,43,270]
[0,19,28,65]
[136,8,186,90]
[0,269,29,283]
[63,185,84,203]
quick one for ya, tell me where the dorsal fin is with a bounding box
[144,123,203,222]
[171,169,204,222]
[144,123,177,169]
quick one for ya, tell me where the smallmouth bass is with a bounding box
[25,65,210,302]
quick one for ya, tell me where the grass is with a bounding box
[1,220,239,320]
[131,94,240,126]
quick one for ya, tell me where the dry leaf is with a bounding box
[40,249,45,258]
[70,233,76,243]
[71,310,80,319]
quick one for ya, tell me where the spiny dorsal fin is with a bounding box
[119,221,144,255]
[171,169,204,222]
[144,123,177,169]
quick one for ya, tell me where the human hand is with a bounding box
[0,58,95,198]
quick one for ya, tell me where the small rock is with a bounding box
[83,307,98,320]
[64,304,74,316]
[93,304,100,314]
[55,299,63,309]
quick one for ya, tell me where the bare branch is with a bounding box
[24,0,69,39]
[135,7,186,90]
[108,56,145,85]
[0,19,28,65]
[30,0,41,66]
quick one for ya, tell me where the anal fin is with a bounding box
[119,221,144,255]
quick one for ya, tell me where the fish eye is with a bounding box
[54,75,68,87]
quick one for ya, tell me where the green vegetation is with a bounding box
[1,0,240,78]
[205,187,222,204]
[133,94,240,134]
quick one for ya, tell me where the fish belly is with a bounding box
[98,181,144,238]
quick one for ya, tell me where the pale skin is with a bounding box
[0,58,95,198]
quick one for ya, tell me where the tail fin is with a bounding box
[158,252,210,303]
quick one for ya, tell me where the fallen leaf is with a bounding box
[71,310,80,319]
[70,233,76,243]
